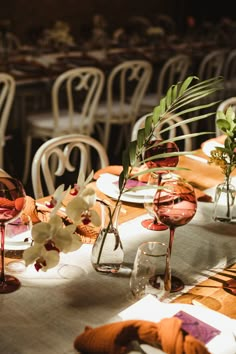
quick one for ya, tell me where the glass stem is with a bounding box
[0,223,5,282]
[169,227,175,256]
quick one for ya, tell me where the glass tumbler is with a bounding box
[130,241,171,301]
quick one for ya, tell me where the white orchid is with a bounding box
[23,172,100,272]
[66,187,100,226]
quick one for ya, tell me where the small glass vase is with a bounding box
[213,177,236,223]
[91,201,124,273]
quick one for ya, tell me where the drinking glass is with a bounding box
[141,140,179,231]
[154,179,197,292]
[130,241,171,301]
[5,214,32,273]
[0,177,26,293]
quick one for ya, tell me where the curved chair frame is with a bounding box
[23,67,105,184]
[131,113,192,151]
[0,73,16,169]
[31,134,109,199]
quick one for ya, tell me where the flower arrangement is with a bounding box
[23,76,223,271]
[23,172,100,271]
[209,106,236,178]
[208,106,236,220]
[39,21,75,50]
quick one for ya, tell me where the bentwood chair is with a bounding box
[23,67,105,185]
[31,134,109,199]
[0,73,16,169]
[94,60,152,154]
[140,54,191,114]
[223,49,236,98]
[131,113,192,151]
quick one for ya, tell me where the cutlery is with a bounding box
[185,154,209,164]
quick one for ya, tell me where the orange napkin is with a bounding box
[74,318,210,354]
[94,165,213,203]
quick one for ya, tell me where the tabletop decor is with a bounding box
[23,172,101,271]
[209,106,236,222]
[23,76,223,275]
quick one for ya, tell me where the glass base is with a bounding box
[141,219,168,231]
[0,274,21,293]
[171,275,184,293]
[223,279,236,295]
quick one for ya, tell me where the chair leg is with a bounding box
[22,135,32,186]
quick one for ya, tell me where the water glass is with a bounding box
[130,241,171,301]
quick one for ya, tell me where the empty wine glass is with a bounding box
[154,178,197,292]
[0,177,26,293]
[141,140,179,231]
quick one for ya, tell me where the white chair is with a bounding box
[131,113,192,151]
[223,49,236,98]
[94,60,152,153]
[31,134,109,199]
[23,67,105,185]
[216,97,236,137]
[140,54,191,113]
[197,49,226,81]
[0,73,16,169]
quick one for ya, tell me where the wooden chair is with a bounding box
[140,54,191,114]
[23,67,105,185]
[131,113,192,151]
[31,134,109,199]
[0,73,16,169]
[94,60,152,154]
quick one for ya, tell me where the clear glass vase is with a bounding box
[91,201,124,273]
[213,177,236,223]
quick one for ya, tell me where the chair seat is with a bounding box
[27,111,90,133]
[95,102,134,124]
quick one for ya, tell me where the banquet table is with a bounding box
[1,153,236,354]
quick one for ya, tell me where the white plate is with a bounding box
[96,173,150,204]
[5,230,32,250]
[118,295,236,354]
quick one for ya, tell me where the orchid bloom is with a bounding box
[23,215,82,271]
[70,171,94,196]
[66,187,100,226]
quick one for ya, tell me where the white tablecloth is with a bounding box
[1,197,236,354]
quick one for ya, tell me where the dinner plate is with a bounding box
[96,173,151,203]
[118,295,236,354]
[5,230,32,250]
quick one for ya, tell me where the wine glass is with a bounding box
[141,140,179,231]
[0,177,26,293]
[154,178,197,292]
[5,214,32,273]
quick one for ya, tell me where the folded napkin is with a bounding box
[74,318,210,354]
[94,166,213,203]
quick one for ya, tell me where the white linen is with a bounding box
[0,199,236,353]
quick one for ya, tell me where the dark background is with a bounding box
[1,0,235,44]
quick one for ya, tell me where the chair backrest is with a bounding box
[31,134,109,199]
[52,67,105,135]
[216,97,236,136]
[106,60,152,124]
[156,54,191,102]
[131,113,192,151]
[197,50,226,80]
[0,73,15,168]
[223,49,236,96]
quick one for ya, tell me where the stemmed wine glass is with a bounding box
[142,139,179,231]
[154,178,197,292]
[0,176,26,293]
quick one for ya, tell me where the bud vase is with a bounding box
[213,177,236,223]
[91,201,124,273]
